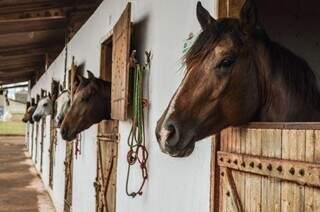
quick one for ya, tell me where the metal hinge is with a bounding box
[97,133,119,143]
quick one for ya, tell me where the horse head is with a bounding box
[22,105,36,123]
[32,94,53,122]
[60,71,111,141]
[55,85,71,128]
[156,0,262,157]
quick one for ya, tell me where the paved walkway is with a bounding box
[0,136,55,212]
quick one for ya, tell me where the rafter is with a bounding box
[0,16,67,35]
[0,43,63,58]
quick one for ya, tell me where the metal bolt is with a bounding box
[257,163,262,169]
[220,157,224,162]
[233,160,238,165]
[249,162,254,168]
[241,162,246,167]
[299,169,305,176]
[227,159,231,163]
[277,166,283,172]
[226,191,230,196]
[289,167,295,175]
[267,164,272,171]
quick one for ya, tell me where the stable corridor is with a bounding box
[0,136,55,211]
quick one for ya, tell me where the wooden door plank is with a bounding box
[250,129,262,212]
[111,3,131,120]
[313,131,320,211]
[305,130,315,212]
[244,128,252,212]
[295,130,306,212]
[281,130,301,212]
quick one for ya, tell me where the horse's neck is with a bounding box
[256,41,320,122]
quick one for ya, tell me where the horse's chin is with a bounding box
[169,143,195,158]
[62,134,77,142]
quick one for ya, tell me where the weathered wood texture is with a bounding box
[0,0,102,85]
[95,120,118,212]
[96,33,119,212]
[49,80,59,188]
[111,3,131,120]
[215,126,320,212]
[63,59,75,212]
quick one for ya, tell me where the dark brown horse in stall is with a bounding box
[156,0,320,157]
[60,71,111,141]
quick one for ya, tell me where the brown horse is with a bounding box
[22,105,36,124]
[156,0,320,157]
[60,71,111,141]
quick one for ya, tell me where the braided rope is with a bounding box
[125,52,151,197]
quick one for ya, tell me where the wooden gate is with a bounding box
[95,17,120,210]
[95,120,118,212]
[49,80,59,188]
[64,59,76,212]
[212,123,320,212]
[34,94,40,163]
[30,98,35,158]
[39,116,46,173]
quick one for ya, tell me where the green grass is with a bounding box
[0,121,26,135]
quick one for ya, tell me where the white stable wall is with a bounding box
[28,0,216,211]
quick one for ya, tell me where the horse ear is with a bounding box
[196,1,216,30]
[75,73,85,84]
[240,0,258,34]
[87,70,95,80]
[48,92,52,99]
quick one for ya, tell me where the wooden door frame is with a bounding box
[95,33,119,212]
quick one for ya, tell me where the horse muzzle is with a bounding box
[60,125,76,141]
[32,114,41,122]
[156,119,195,157]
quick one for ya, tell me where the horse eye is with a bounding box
[219,58,235,69]
[43,103,48,107]
[82,95,90,102]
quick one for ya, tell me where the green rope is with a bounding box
[126,63,149,198]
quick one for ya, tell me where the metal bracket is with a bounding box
[97,133,119,143]
[218,151,320,188]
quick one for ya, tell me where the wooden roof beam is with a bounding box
[0,16,67,35]
[0,43,63,58]
[0,66,40,75]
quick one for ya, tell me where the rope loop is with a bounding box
[125,51,151,198]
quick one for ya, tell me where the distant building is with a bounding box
[0,90,26,121]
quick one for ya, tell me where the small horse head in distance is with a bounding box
[60,71,111,141]
[22,105,36,123]
[55,85,71,128]
[32,94,53,122]
[156,0,320,157]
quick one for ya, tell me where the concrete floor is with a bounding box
[0,136,55,212]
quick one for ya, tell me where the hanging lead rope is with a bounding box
[125,52,151,197]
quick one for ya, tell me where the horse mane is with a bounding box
[186,17,320,110]
[264,39,320,108]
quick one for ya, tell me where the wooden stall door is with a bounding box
[95,121,118,212]
[64,61,76,212]
[49,80,59,188]
[111,3,131,120]
[96,30,119,212]
[40,117,46,173]
[217,126,320,212]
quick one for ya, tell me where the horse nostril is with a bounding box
[165,121,180,147]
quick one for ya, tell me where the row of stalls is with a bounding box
[25,0,320,212]
[25,0,214,212]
